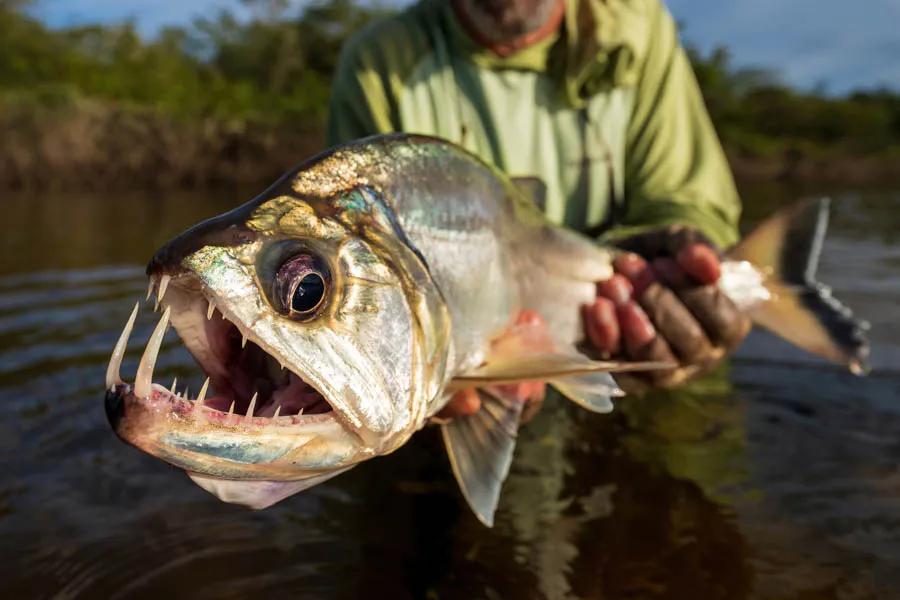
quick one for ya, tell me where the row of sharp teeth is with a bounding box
[105,276,300,422]
[146,275,252,347]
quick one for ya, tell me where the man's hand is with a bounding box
[436,381,545,421]
[437,310,549,421]
[583,226,751,390]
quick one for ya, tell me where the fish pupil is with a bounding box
[291,273,325,313]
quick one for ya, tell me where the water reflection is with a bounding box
[2,188,899,598]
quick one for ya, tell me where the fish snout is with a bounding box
[146,215,258,278]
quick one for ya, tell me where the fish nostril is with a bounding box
[104,387,124,429]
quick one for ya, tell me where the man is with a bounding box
[327,0,750,412]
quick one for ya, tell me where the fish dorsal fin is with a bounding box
[510,176,548,212]
[442,387,524,527]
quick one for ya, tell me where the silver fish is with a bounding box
[104,134,868,525]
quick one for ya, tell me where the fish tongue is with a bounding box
[263,373,310,416]
[201,395,233,412]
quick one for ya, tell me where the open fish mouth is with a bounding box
[106,272,335,441]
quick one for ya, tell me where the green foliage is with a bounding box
[0,0,389,125]
[0,0,898,156]
[688,44,900,157]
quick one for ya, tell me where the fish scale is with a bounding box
[103,133,868,525]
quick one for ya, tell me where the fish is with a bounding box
[104,133,869,526]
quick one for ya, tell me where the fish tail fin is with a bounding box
[727,198,869,373]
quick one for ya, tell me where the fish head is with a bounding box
[105,166,453,508]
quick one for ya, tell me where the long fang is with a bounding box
[169,377,178,394]
[105,302,139,389]
[273,405,281,418]
[227,401,235,416]
[134,306,170,399]
[158,274,170,304]
[207,302,215,320]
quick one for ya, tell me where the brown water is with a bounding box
[2,185,899,599]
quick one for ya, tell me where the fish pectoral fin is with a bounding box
[549,370,624,413]
[454,309,670,415]
[442,387,524,527]
[450,351,670,413]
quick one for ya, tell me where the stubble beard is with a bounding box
[456,0,564,45]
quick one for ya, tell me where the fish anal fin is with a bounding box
[442,387,524,527]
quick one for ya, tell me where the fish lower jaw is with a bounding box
[105,382,338,431]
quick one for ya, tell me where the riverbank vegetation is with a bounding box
[1,0,898,189]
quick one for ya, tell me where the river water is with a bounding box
[2,185,899,599]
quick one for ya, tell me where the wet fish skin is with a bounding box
[104,133,867,516]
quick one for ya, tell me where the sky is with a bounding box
[30,0,900,95]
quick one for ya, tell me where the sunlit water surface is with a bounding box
[2,185,899,599]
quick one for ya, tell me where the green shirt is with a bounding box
[327,0,741,247]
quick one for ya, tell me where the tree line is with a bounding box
[1,0,897,187]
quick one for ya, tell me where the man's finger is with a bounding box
[614,253,656,296]
[617,300,656,354]
[624,334,680,386]
[651,257,688,288]
[638,282,715,364]
[677,285,752,349]
[583,298,621,355]
[618,300,680,386]
[677,242,721,284]
[596,273,633,306]
[437,388,481,419]
[613,252,647,279]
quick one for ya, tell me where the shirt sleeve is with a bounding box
[326,33,396,145]
[610,0,741,248]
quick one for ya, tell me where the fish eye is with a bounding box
[290,273,325,313]
[272,253,330,319]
